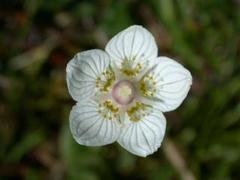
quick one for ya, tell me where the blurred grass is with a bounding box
[0,0,240,179]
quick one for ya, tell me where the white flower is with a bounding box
[66,25,192,157]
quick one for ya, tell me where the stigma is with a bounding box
[112,80,135,105]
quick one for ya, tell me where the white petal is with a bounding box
[69,100,120,146]
[66,49,115,102]
[117,103,166,157]
[105,25,158,77]
[139,57,192,112]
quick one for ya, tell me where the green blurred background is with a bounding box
[0,0,240,179]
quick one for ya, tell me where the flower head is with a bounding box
[66,25,192,157]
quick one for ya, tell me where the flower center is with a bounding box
[112,80,135,105]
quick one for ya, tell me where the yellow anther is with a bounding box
[95,67,115,92]
[139,74,157,97]
[103,100,119,113]
[127,102,151,122]
[98,100,119,120]
[121,58,142,77]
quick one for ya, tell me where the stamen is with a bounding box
[96,67,115,92]
[121,58,142,77]
[127,102,152,122]
[98,100,119,120]
[139,73,157,97]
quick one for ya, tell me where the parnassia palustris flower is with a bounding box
[66,25,192,157]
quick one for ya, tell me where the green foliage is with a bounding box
[0,0,239,179]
